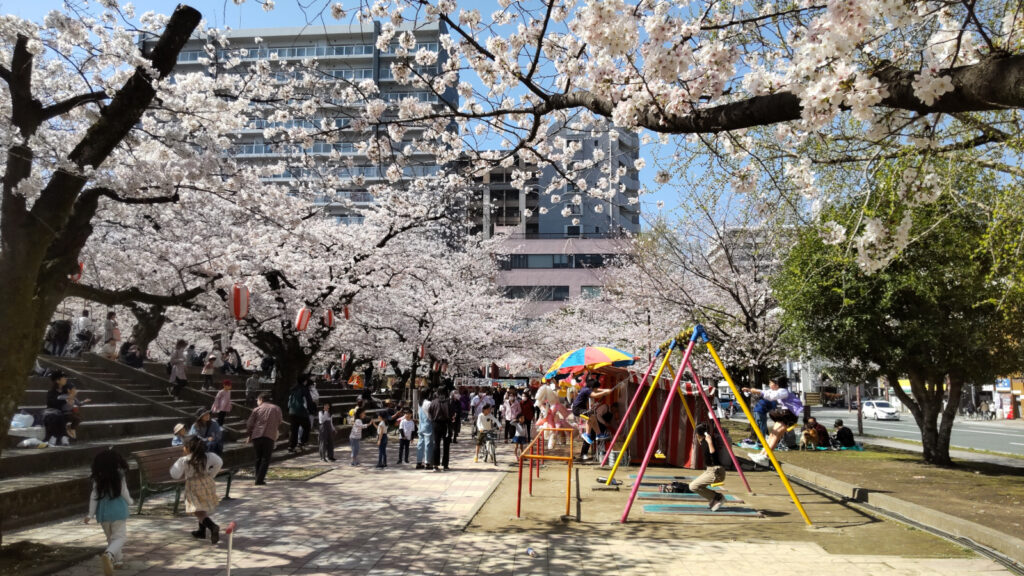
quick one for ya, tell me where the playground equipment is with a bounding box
[607,325,813,525]
[516,427,575,518]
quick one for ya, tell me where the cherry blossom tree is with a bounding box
[0,5,210,449]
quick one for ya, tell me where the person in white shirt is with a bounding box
[349,409,368,466]
[474,404,499,463]
[398,409,415,464]
[318,404,336,462]
[375,414,389,468]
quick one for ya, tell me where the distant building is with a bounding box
[155,21,457,222]
[469,124,641,316]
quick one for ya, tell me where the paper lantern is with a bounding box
[419,344,426,359]
[324,309,335,328]
[343,305,351,320]
[378,359,386,369]
[231,284,250,320]
[433,361,441,372]
[341,353,348,366]
[69,262,84,283]
[294,307,311,331]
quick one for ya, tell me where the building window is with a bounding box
[565,225,581,237]
[563,203,582,215]
[503,286,570,301]
[581,286,603,298]
[575,254,605,268]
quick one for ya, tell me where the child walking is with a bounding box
[170,436,224,544]
[211,380,232,425]
[375,413,389,468]
[319,403,336,462]
[511,415,530,458]
[398,409,415,464]
[349,409,367,466]
[201,355,216,391]
[84,449,133,576]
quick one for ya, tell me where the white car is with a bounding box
[863,400,900,421]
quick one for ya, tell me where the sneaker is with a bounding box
[596,433,611,441]
[60,436,70,446]
[581,433,594,445]
[100,552,114,576]
[710,493,725,512]
[750,452,770,467]
[47,437,57,447]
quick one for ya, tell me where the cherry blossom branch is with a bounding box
[40,90,109,121]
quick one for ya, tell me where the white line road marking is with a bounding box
[1011,442,1024,446]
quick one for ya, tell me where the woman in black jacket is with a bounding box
[44,370,70,446]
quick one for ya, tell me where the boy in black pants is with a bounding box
[689,423,729,512]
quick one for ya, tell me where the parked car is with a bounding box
[863,400,900,420]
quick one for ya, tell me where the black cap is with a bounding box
[49,369,67,382]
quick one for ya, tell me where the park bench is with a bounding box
[132,446,236,515]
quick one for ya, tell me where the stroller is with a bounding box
[65,330,94,357]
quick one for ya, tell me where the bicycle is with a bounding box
[482,430,497,466]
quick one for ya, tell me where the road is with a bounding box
[800,407,1024,457]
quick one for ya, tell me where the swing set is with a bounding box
[602,324,813,525]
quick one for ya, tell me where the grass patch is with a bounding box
[722,418,1024,537]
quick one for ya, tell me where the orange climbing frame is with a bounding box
[515,427,575,518]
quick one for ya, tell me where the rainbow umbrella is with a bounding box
[544,346,638,380]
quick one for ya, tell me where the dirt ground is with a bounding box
[468,458,973,558]
[769,444,1024,536]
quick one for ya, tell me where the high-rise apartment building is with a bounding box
[471,124,642,316]
[159,21,457,222]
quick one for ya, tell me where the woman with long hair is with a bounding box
[170,436,223,544]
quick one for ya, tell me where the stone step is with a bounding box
[71,416,184,441]
[19,389,118,404]
[16,403,157,420]
[0,434,172,480]
[0,441,257,531]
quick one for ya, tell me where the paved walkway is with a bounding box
[7,438,1017,575]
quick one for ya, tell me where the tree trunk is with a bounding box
[127,304,167,358]
[273,352,311,407]
[891,370,956,466]
[0,6,202,459]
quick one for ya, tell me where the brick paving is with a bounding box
[6,437,1015,576]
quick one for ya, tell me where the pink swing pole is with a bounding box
[684,360,752,493]
[600,352,662,466]
[621,336,698,523]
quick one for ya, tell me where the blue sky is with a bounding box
[3,0,673,222]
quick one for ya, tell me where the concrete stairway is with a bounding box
[0,356,254,531]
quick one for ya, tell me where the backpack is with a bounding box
[659,481,692,494]
[288,388,307,415]
[782,392,803,417]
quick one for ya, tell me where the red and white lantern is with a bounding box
[343,305,351,320]
[419,344,426,359]
[341,353,349,366]
[433,361,441,372]
[231,284,250,320]
[378,359,386,369]
[323,309,335,328]
[69,262,84,283]
[294,307,312,331]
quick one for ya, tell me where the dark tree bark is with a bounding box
[0,6,202,464]
[889,370,962,466]
[125,303,168,358]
